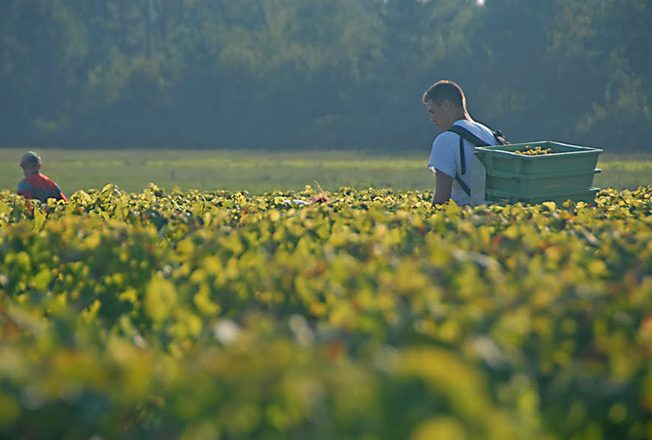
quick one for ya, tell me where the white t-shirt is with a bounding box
[428,119,497,206]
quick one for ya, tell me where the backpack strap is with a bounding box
[455,173,472,197]
[446,125,491,197]
[445,123,510,197]
[455,135,472,197]
[447,125,492,148]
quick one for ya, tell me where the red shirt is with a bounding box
[17,173,68,203]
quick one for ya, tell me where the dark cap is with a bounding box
[20,151,42,166]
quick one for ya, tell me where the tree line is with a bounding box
[1,0,650,151]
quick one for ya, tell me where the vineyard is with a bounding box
[0,184,651,439]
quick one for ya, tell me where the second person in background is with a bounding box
[17,151,68,204]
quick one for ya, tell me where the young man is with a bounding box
[422,80,498,205]
[17,151,68,203]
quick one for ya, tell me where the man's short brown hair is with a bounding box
[422,80,467,109]
[20,151,42,167]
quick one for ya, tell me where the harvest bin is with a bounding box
[474,141,603,204]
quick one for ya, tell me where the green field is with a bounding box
[1,186,651,439]
[1,148,650,194]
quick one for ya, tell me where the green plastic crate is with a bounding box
[474,141,603,204]
[486,187,600,205]
[485,168,601,197]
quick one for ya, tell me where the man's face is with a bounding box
[20,162,40,176]
[425,99,453,131]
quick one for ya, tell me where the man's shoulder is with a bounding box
[17,178,32,191]
[433,130,459,147]
[454,119,492,134]
[453,120,497,145]
[28,173,57,185]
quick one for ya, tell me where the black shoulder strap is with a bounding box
[443,124,509,198]
[447,125,491,147]
[445,125,489,197]
[455,174,471,197]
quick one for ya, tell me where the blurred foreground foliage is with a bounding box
[0,184,651,439]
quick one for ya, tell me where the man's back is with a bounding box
[428,119,497,205]
[18,173,67,203]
